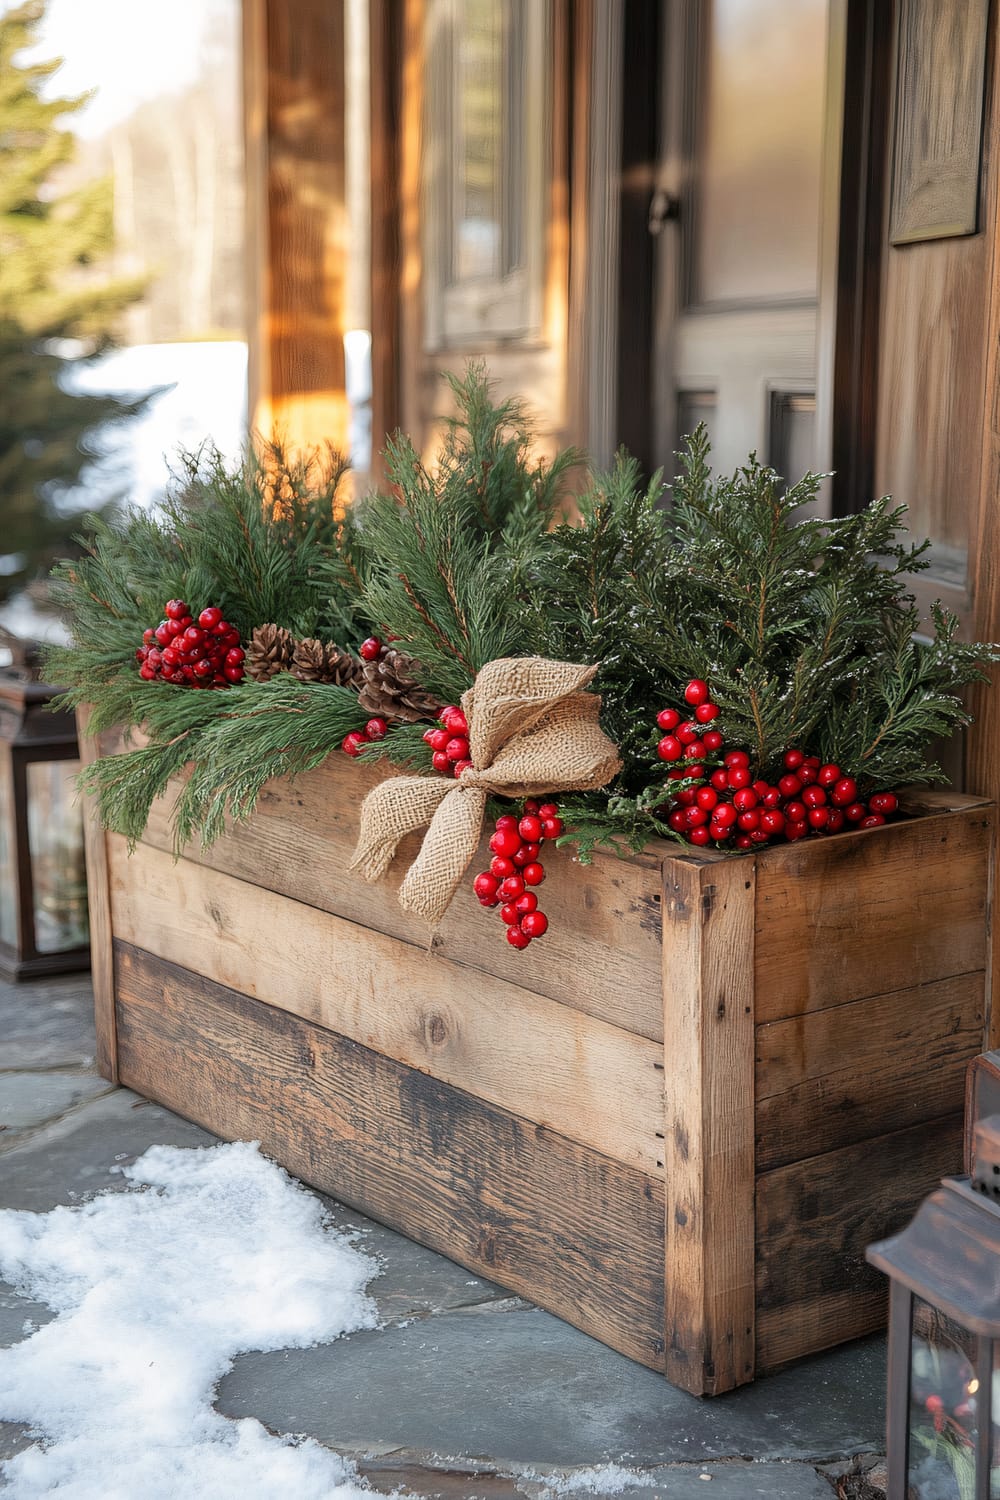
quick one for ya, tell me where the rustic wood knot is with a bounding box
[421,1011,450,1049]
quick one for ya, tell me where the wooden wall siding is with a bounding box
[242,0,349,451]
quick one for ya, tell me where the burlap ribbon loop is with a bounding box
[350,655,622,927]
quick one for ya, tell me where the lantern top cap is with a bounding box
[868,1174,1000,1336]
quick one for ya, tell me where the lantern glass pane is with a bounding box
[26,760,88,953]
[0,754,15,947]
[907,1296,983,1498]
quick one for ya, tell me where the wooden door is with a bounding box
[651,0,844,491]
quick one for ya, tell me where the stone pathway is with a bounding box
[0,974,888,1499]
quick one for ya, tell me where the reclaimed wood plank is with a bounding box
[138,754,666,1042]
[756,1288,890,1373]
[755,807,993,1023]
[114,941,667,1370]
[108,837,665,1175]
[663,856,756,1396]
[755,1115,964,1345]
[75,706,117,1082]
[755,971,986,1171]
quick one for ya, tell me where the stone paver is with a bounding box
[0,974,886,1497]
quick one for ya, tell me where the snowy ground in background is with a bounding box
[0,1141,378,1500]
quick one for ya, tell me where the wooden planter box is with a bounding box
[80,717,996,1395]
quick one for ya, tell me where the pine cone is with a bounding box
[324,646,366,690]
[290,637,329,683]
[357,647,443,723]
[247,623,293,682]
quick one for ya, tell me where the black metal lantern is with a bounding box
[867,1116,1000,1500]
[0,668,89,979]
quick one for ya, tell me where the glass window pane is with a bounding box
[455,0,504,281]
[26,760,88,954]
[695,0,830,305]
[908,1296,980,1498]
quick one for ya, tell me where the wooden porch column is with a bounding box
[242,0,349,452]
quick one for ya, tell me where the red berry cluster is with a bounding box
[135,601,245,687]
[341,717,389,758]
[421,705,474,779]
[471,801,563,950]
[656,680,899,848]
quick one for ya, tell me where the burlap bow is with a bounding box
[351,656,622,926]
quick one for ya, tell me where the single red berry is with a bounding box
[223,665,244,683]
[684,679,710,706]
[724,750,750,769]
[223,628,240,646]
[686,740,707,760]
[784,799,807,824]
[808,806,830,830]
[225,647,246,666]
[135,646,148,663]
[142,627,156,645]
[473,872,499,901]
[521,910,549,937]
[139,663,157,680]
[540,816,564,839]
[432,751,451,773]
[658,735,683,762]
[342,731,369,758]
[499,874,526,900]
[737,809,760,831]
[802,784,827,808]
[761,786,782,809]
[709,822,732,843]
[193,657,214,678]
[496,814,519,832]
[728,767,752,789]
[519,814,543,842]
[513,841,541,866]
[428,728,450,752]
[783,748,805,770]
[675,788,697,807]
[688,826,711,846]
[445,736,469,761]
[453,759,474,778]
[734,834,753,849]
[491,855,516,879]
[360,637,383,661]
[538,802,559,818]
[778,774,802,799]
[805,755,821,768]
[154,623,173,647]
[515,892,538,916]
[753,780,770,798]
[760,809,785,836]
[442,707,469,736]
[869,792,898,816]
[696,787,718,811]
[365,717,388,740]
[521,862,545,886]
[712,802,737,828]
[799,763,818,785]
[523,799,540,815]
[830,777,858,807]
[499,903,520,925]
[694,701,719,724]
[750,828,770,843]
[702,729,724,752]
[489,828,522,858]
[732,788,758,813]
[710,768,729,791]
[506,924,531,950]
[656,707,681,731]
[827,809,846,833]
[165,599,189,620]
[861,813,886,828]
[198,606,223,630]
[685,806,708,828]
[668,809,688,832]
[676,720,700,745]
[845,802,868,822]
[182,628,205,651]
[785,820,809,841]
[817,763,841,787]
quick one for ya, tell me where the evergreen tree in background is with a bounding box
[0,0,145,609]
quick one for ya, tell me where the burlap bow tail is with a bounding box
[351,656,622,926]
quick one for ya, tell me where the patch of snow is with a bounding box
[534,1464,655,1497]
[0,1140,383,1499]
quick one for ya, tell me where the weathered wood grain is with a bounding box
[755,1114,964,1349]
[114,941,667,1370]
[755,971,986,1171]
[662,856,756,1396]
[75,706,117,1082]
[755,808,993,1022]
[108,837,665,1175]
[138,754,666,1042]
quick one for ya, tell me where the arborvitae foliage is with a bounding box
[0,0,147,602]
[358,364,579,702]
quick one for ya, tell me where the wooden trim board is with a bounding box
[75,707,117,1082]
